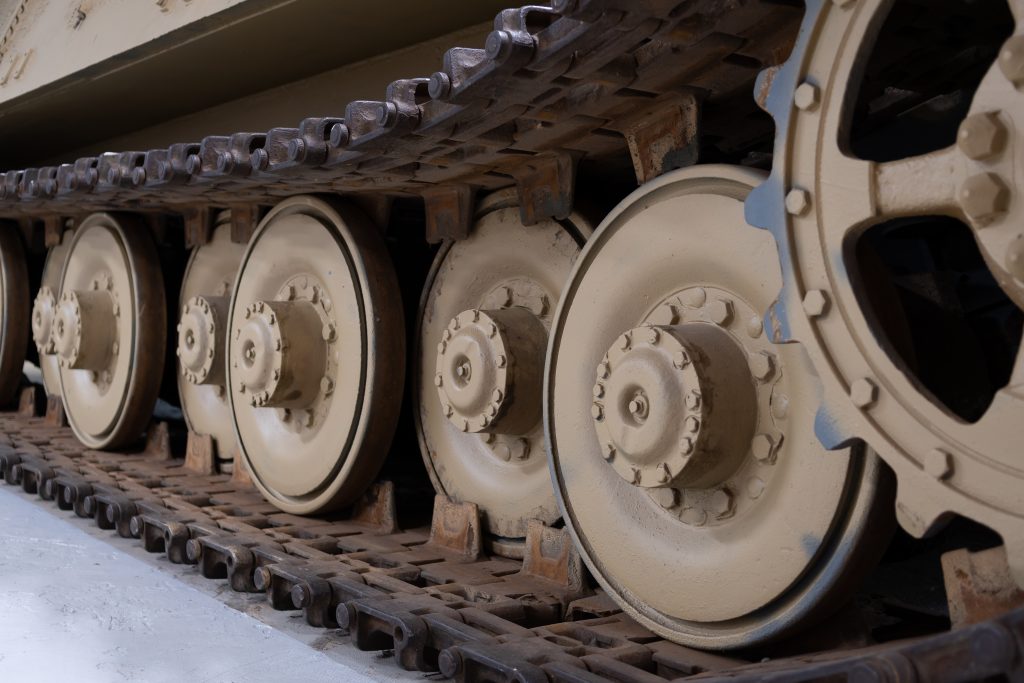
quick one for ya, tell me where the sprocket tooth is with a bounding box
[894,484,953,540]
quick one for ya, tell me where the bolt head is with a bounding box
[924,449,954,480]
[673,351,690,369]
[794,82,820,111]
[785,188,811,216]
[656,463,671,484]
[1005,235,1024,281]
[958,112,1006,160]
[602,443,616,461]
[596,361,610,379]
[850,378,878,409]
[999,35,1024,86]
[617,333,631,351]
[709,489,735,519]
[593,383,604,398]
[591,402,604,421]
[320,377,335,395]
[650,487,679,510]
[496,354,507,368]
[679,437,694,455]
[749,351,775,381]
[492,389,504,403]
[322,323,337,342]
[706,299,733,326]
[434,373,443,387]
[751,433,776,464]
[643,327,660,345]
[685,391,702,410]
[648,303,677,326]
[960,172,1010,222]
[802,289,829,317]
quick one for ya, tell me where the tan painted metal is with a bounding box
[177,215,244,470]
[54,213,165,449]
[417,190,590,545]
[31,228,70,396]
[546,166,892,648]
[0,220,27,406]
[771,0,1024,585]
[228,196,404,514]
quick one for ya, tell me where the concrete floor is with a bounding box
[0,486,424,683]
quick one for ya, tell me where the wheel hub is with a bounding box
[593,323,755,489]
[434,307,545,435]
[31,286,56,354]
[233,298,327,409]
[178,295,227,386]
[53,287,119,373]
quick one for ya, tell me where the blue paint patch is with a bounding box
[814,403,853,450]
[801,533,821,558]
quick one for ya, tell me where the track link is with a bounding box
[0,395,1020,682]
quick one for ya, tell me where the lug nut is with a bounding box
[751,433,777,464]
[709,488,735,520]
[706,299,733,326]
[924,449,954,480]
[749,351,775,381]
[793,82,820,111]
[960,173,1010,222]
[999,35,1024,87]
[802,289,829,317]
[850,378,878,409]
[785,188,811,216]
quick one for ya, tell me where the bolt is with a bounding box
[602,443,616,461]
[434,373,443,387]
[685,391,702,410]
[629,467,642,484]
[960,173,1010,222]
[485,29,513,61]
[650,487,679,510]
[958,112,1007,160]
[526,293,549,317]
[496,354,507,368]
[999,36,1024,87]
[512,438,530,461]
[596,361,610,379]
[681,507,707,527]
[593,383,604,398]
[682,288,706,308]
[437,341,447,354]
[850,378,878,409]
[751,433,777,464]
[490,286,512,307]
[785,188,811,216]
[680,437,694,455]
[591,402,604,421]
[649,303,677,325]
[924,449,954,480]
[329,122,350,148]
[1006,236,1024,281]
[444,404,454,418]
[618,333,632,351]
[656,463,672,484]
[673,351,690,369]
[706,299,733,326]
[321,377,335,395]
[684,416,701,433]
[642,327,660,345]
[794,82,820,111]
[442,329,452,342]
[710,488,735,520]
[321,322,336,342]
[803,289,829,317]
[492,389,504,402]
[750,351,775,381]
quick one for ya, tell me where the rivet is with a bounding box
[682,288,706,308]
[651,487,679,510]
[785,188,811,216]
[747,477,766,500]
[746,315,763,338]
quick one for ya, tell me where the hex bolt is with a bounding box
[710,488,735,520]
[958,112,1007,160]
[650,487,679,510]
[685,391,702,410]
[680,437,694,455]
[749,351,775,381]
[591,402,604,421]
[794,82,820,111]
[602,443,616,461]
[802,289,829,317]
[999,35,1024,87]
[959,173,1010,222]
[1005,236,1024,281]
[649,302,677,325]
[785,188,811,216]
[850,378,878,409]
[924,449,954,480]
[751,433,777,464]
[593,383,604,398]
[434,373,443,387]
[322,322,336,342]
[656,463,672,483]
[320,377,335,396]
[643,327,660,345]
[673,351,690,369]
[706,299,733,326]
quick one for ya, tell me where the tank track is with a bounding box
[0,397,1019,683]
[0,0,1021,678]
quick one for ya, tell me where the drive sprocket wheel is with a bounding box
[0,222,29,406]
[747,0,1024,583]
[31,229,72,397]
[53,213,166,449]
[227,196,404,514]
[547,166,893,649]
[177,214,245,471]
[416,189,590,550]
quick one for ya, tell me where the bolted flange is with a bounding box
[177,295,229,386]
[435,307,546,435]
[31,286,57,354]
[592,323,757,489]
[51,289,117,371]
[232,299,327,409]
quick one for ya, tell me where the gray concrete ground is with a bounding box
[0,485,425,682]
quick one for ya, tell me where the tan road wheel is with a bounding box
[748,0,1024,583]
[31,229,72,397]
[54,213,165,449]
[416,189,590,548]
[177,214,245,471]
[0,222,29,406]
[546,166,892,649]
[227,196,403,514]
